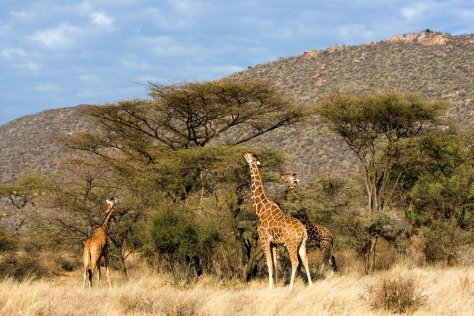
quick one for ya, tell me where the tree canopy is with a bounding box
[66,79,308,161]
[317,92,447,212]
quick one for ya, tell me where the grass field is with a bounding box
[0,265,473,315]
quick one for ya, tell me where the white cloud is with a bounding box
[9,10,33,20]
[34,82,60,92]
[15,60,41,72]
[0,48,29,60]
[120,57,150,69]
[90,12,114,28]
[78,74,100,82]
[31,23,82,50]
[171,0,208,15]
[401,2,430,20]
[137,35,203,57]
[338,24,374,42]
[1,48,40,72]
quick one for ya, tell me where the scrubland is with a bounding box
[1,265,473,316]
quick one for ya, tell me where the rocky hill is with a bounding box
[1,31,473,183]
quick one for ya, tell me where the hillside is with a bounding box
[0,106,96,183]
[0,30,473,183]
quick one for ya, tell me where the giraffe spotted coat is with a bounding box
[244,152,313,290]
[82,198,117,289]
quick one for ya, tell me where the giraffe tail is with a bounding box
[331,255,337,272]
[83,249,93,288]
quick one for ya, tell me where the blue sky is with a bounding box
[1,0,473,125]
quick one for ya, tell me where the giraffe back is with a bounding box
[292,210,333,249]
[258,209,307,245]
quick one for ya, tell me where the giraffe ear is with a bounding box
[256,160,261,166]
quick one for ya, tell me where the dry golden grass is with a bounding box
[0,265,473,315]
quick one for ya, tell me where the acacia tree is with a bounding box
[0,174,51,232]
[67,78,306,152]
[62,79,307,280]
[317,92,446,213]
[65,78,307,200]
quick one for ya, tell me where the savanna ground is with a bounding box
[1,263,473,316]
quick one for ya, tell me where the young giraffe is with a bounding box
[244,152,312,290]
[280,172,301,200]
[293,209,337,274]
[280,173,300,191]
[280,173,337,274]
[82,198,117,289]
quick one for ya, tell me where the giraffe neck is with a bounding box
[248,161,270,217]
[100,205,115,231]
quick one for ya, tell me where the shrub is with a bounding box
[150,208,222,283]
[0,254,50,280]
[369,276,424,313]
[418,222,472,266]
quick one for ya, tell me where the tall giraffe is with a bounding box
[82,198,117,289]
[244,152,312,290]
[280,173,337,274]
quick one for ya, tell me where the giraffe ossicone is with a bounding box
[244,152,312,290]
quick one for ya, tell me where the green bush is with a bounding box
[151,208,221,282]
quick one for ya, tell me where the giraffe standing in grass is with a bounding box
[292,209,337,274]
[280,173,337,274]
[244,152,312,290]
[83,198,117,289]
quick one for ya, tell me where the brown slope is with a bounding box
[0,31,473,183]
[0,106,96,183]
[229,31,474,180]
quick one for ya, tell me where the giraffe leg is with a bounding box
[105,251,112,288]
[299,239,313,287]
[97,263,101,287]
[287,244,300,291]
[272,245,278,286]
[83,264,91,289]
[319,239,334,275]
[83,248,92,289]
[88,263,95,288]
[331,255,337,272]
[90,259,99,288]
[262,241,274,289]
[83,268,88,289]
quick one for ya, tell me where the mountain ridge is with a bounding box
[1,31,473,183]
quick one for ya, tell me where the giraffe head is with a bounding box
[243,152,260,166]
[280,172,300,190]
[105,197,117,214]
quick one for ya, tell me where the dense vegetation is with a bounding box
[1,78,472,284]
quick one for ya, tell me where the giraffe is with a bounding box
[243,152,312,290]
[280,172,300,191]
[280,173,337,274]
[280,172,301,201]
[82,197,117,289]
[292,209,337,274]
